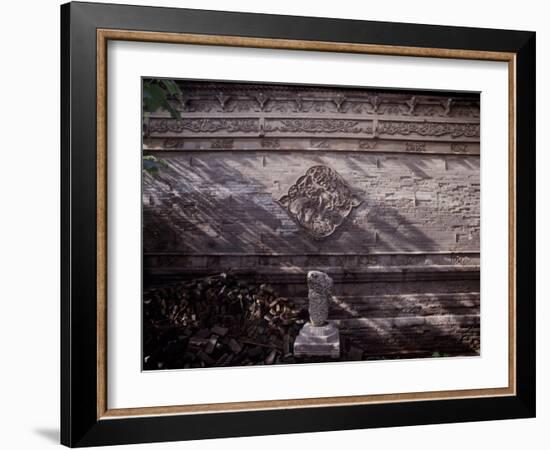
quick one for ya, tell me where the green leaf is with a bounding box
[162,101,181,119]
[142,155,167,175]
[143,79,181,118]
[144,166,159,175]
[143,85,162,113]
[147,84,167,110]
[162,80,181,96]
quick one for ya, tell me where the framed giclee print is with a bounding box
[60,1,536,447]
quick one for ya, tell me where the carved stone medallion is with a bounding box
[278,165,362,239]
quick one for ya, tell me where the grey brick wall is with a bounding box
[142,80,481,357]
[143,151,479,255]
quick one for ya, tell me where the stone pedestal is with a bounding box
[293,322,340,358]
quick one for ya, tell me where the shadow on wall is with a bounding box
[142,152,449,255]
[329,293,479,357]
[142,153,480,358]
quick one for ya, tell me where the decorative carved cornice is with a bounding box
[405,141,426,152]
[147,117,478,139]
[378,121,480,138]
[267,119,368,134]
[210,139,234,149]
[159,82,480,119]
[451,143,469,153]
[148,118,259,134]
[144,82,480,155]
[260,138,280,149]
[146,137,480,155]
[358,140,377,150]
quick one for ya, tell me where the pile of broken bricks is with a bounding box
[143,273,307,370]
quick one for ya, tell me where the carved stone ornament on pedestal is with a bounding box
[294,271,340,358]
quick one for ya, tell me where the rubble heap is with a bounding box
[143,273,307,370]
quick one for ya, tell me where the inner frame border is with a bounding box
[96,28,516,420]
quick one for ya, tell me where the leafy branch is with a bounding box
[143,79,182,175]
[143,79,182,119]
[143,155,168,176]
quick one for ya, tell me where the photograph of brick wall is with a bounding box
[142,79,480,370]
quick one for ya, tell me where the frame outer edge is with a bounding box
[63,2,103,447]
[514,32,536,416]
[62,2,536,446]
[96,28,516,421]
[60,2,72,447]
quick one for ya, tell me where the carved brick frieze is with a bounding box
[260,138,281,149]
[163,83,480,119]
[144,82,480,158]
[378,121,480,138]
[266,119,369,134]
[210,139,234,149]
[148,117,478,140]
[451,143,469,153]
[148,118,259,134]
[167,95,480,118]
[162,138,184,149]
[450,254,472,265]
[310,139,330,149]
[148,117,375,136]
[144,137,480,155]
[405,141,426,152]
[358,139,377,150]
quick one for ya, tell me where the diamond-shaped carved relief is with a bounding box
[277,165,362,239]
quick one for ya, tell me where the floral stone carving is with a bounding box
[278,165,362,239]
